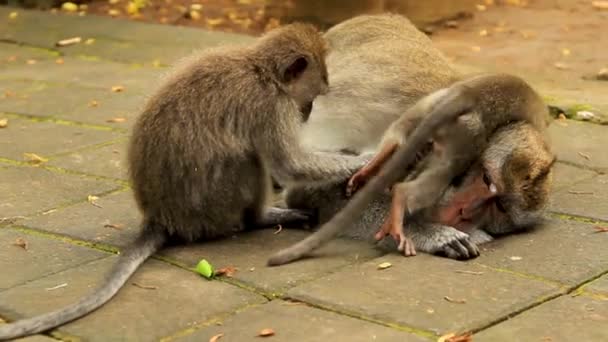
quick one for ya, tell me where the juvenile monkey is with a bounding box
[267,14,553,266]
[0,23,366,340]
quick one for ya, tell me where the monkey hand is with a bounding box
[431,227,479,260]
[345,169,368,197]
[374,215,417,257]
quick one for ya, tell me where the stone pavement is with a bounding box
[1,7,607,342]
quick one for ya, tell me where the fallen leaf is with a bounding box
[12,237,28,250]
[215,266,237,277]
[578,151,591,160]
[593,226,608,233]
[576,111,596,121]
[0,118,7,128]
[106,117,127,123]
[479,29,488,36]
[561,48,571,56]
[476,4,487,11]
[55,37,82,47]
[249,267,255,271]
[104,223,125,230]
[209,333,224,342]
[454,270,484,275]
[89,100,99,107]
[111,85,125,92]
[87,195,102,208]
[444,296,466,304]
[108,9,121,17]
[196,259,214,279]
[426,308,435,314]
[9,11,18,19]
[23,152,48,165]
[45,283,67,290]
[61,2,79,12]
[273,224,282,234]
[109,0,120,4]
[132,282,158,290]
[55,58,64,64]
[191,3,203,11]
[257,328,275,337]
[438,332,473,342]
[553,62,569,70]
[377,262,392,270]
[510,256,523,261]
[206,18,225,26]
[26,59,37,65]
[189,10,201,20]
[592,1,608,10]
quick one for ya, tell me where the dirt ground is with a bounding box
[52,0,608,83]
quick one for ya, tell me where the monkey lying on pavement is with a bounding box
[267,14,555,266]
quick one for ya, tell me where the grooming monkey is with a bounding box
[0,23,367,340]
[267,14,554,266]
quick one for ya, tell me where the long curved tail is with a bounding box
[0,229,165,340]
[267,87,473,266]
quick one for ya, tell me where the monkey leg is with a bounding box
[346,142,398,197]
[374,182,416,256]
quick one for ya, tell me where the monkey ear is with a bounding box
[282,56,308,83]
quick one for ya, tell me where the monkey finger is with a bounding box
[460,239,480,258]
[449,240,470,259]
[402,237,417,257]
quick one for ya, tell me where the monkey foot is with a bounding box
[374,216,417,257]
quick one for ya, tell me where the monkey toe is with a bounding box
[400,237,417,257]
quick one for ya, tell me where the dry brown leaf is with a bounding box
[87,195,102,208]
[0,118,8,128]
[104,223,124,230]
[209,333,224,342]
[12,237,28,250]
[377,262,392,270]
[111,85,125,92]
[593,226,608,233]
[132,282,158,290]
[89,100,99,107]
[107,117,127,123]
[444,296,466,304]
[23,152,48,165]
[215,266,237,277]
[273,224,282,234]
[438,332,473,342]
[592,1,608,10]
[257,328,275,337]
[55,37,82,47]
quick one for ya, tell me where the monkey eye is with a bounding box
[482,172,492,186]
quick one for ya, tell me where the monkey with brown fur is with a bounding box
[267,14,554,266]
[0,23,367,340]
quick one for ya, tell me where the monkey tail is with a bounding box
[267,88,473,266]
[0,227,166,341]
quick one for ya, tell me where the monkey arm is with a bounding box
[346,141,399,196]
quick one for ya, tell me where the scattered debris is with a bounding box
[0,118,8,128]
[249,267,255,272]
[23,152,48,165]
[444,20,459,28]
[55,58,64,64]
[9,11,18,19]
[455,270,484,275]
[106,117,127,123]
[132,282,158,290]
[46,283,68,291]
[85,38,96,45]
[597,68,608,81]
[578,152,591,160]
[55,37,82,47]
[12,237,28,250]
[444,296,467,304]
[257,328,275,337]
[111,85,125,92]
[557,113,567,121]
[377,262,392,270]
[553,62,569,70]
[567,190,594,195]
[479,29,488,37]
[42,208,57,215]
[189,10,202,20]
[476,4,487,11]
[61,2,79,12]
[209,333,224,342]
[471,46,481,52]
[191,4,203,11]
[438,332,473,342]
[215,266,237,278]
[592,1,608,10]
[576,111,596,121]
[87,195,102,208]
[273,224,282,234]
[593,226,608,233]
[561,48,571,56]
[0,216,26,225]
[108,9,121,17]
[510,256,523,261]
[26,59,37,65]
[196,259,215,279]
[89,100,100,107]
[104,223,125,230]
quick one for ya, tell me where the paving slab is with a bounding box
[0,116,123,161]
[286,254,563,336]
[0,258,266,341]
[162,229,384,294]
[0,227,108,290]
[0,321,58,342]
[49,139,129,180]
[474,219,608,286]
[0,42,58,65]
[23,189,141,247]
[0,165,120,217]
[0,7,252,65]
[550,162,598,192]
[548,120,608,172]
[550,175,608,222]
[584,274,608,297]
[475,295,608,342]
[176,300,427,342]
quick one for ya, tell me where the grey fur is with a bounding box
[0,23,366,340]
